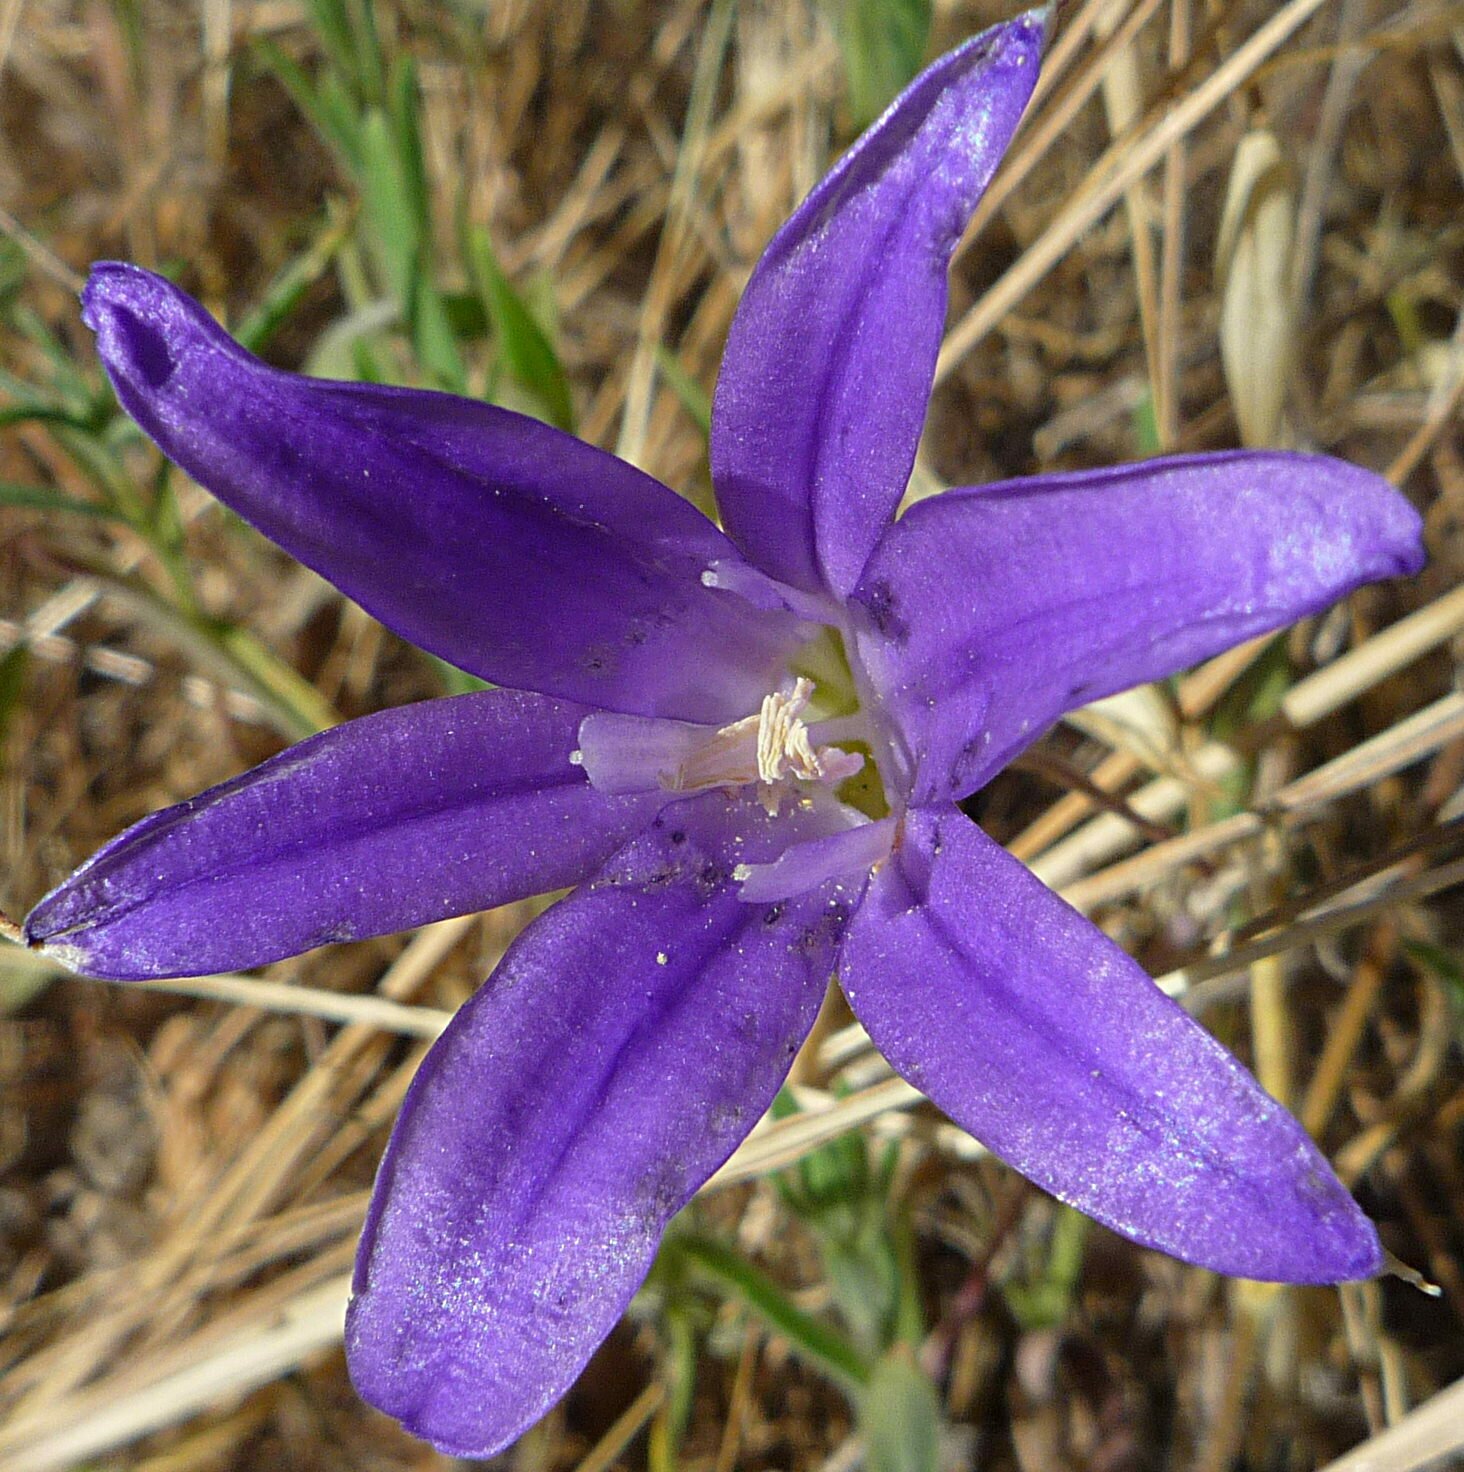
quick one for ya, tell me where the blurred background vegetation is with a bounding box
[0,0,1461,1468]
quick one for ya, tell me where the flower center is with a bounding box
[573,633,903,903]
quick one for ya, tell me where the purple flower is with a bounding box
[24,7,1423,1456]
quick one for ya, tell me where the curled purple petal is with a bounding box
[346,794,859,1457]
[711,10,1046,596]
[851,452,1425,804]
[83,263,801,722]
[838,807,1383,1283]
[25,691,664,979]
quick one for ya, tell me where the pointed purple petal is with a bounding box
[24,691,664,979]
[710,11,1046,596]
[852,452,1425,804]
[83,263,801,722]
[839,807,1382,1282]
[346,794,858,1457]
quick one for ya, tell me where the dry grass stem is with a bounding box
[1316,1372,1464,1472]
[0,1277,351,1472]
[1037,586,1464,888]
[572,1383,668,1472]
[939,0,1345,378]
[1062,693,1464,912]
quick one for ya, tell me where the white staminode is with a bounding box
[671,678,863,814]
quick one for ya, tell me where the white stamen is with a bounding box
[577,680,864,809]
[667,678,862,812]
[756,680,819,785]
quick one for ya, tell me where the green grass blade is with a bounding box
[343,0,388,108]
[11,305,98,413]
[388,57,431,237]
[674,1233,871,1392]
[50,424,143,522]
[253,37,362,167]
[214,623,339,738]
[299,0,366,103]
[233,210,357,357]
[825,0,932,128]
[409,274,467,392]
[0,402,107,434]
[861,1348,942,1472]
[359,108,421,305]
[653,345,711,439]
[466,225,574,429]
[0,482,127,520]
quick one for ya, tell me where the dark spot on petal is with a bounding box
[797,899,852,955]
[638,1169,683,1227]
[763,904,784,926]
[708,1102,747,1137]
[949,735,989,793]
[669,829,686,845]
[581,643,615,676]
[854,579,909,644]
[696,861,729,897]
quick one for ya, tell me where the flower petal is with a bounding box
[839,807,1382,1282]
[24,691,664,979]
[346,794,858,1456]
[851,452,1425,804]
[83,263,801,722]
[710,10,1046,597]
